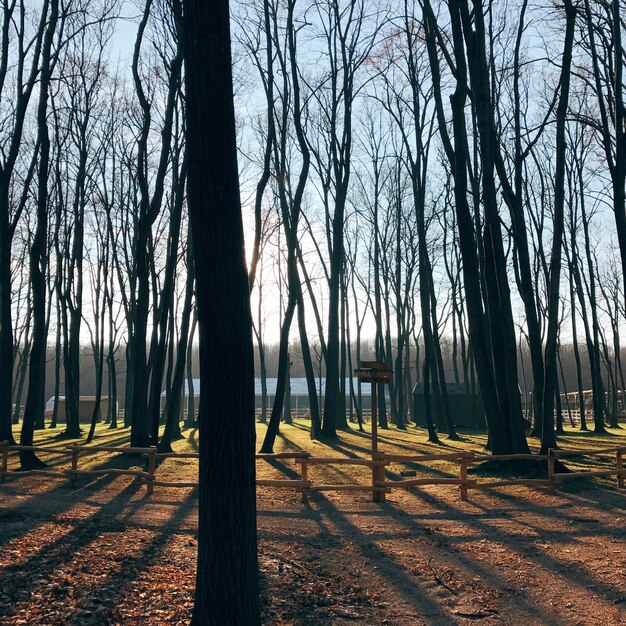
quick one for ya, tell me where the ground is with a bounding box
[1,421,625,625]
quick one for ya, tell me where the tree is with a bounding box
[305,0,384,439]
[159,222,195,451]
[578,0,626,308]
[183,0,261,623]
[53,2,114,439]
[375,8,457,438]
[20,0,60,468]
[250,0,322,453]
[128,0,183,447]
[422,0,527,454]
[0,1,57,446]
[538,0,576,452]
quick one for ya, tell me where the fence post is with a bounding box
[69,446,79,488]
[373,453,386,503]
[146,447,157,495]
[0,442,8,483]
[299,452,310,503]
[617,450,624,489]
[548,449,557,495]
[459,454,471,502]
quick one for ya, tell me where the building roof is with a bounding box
[44,396,108,411]
[412,383,479,396]
[162,377,374,397]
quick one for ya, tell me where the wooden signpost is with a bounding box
[355,361,393,502]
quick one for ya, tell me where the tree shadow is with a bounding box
[65,490,197,625]
[258,491,580,625]
[187,428,199,453]
[0,480,197,623]
[382,484,626,604]
[0,478,146,619]
[0,446,159,548]
[261,497,458,624]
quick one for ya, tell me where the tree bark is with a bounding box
[184,0,260,622]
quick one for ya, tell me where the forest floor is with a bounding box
[1,421,626,625]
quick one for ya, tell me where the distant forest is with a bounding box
[22,338,608,415]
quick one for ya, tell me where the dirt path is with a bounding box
[257,484,626,625]
[1,473,625,625]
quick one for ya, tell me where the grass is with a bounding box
[2,418,624,493]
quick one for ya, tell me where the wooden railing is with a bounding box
[1,441,625,501]
[0,442,154,486]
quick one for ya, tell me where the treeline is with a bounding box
[1,0,625,466]
[257,341,603,395]
[12,337,614,425]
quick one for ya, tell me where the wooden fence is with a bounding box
[1,441,625,502]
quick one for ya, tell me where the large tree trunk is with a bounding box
[184,0,260,622]
[50,295,62,428]
[63,307,82,437]
[337,271,349,430]
[296,294,321,437]
[86,313,106,444]
[107,283,118,429]
[322,221,344,439]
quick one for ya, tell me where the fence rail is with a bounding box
[1,440,625,501]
